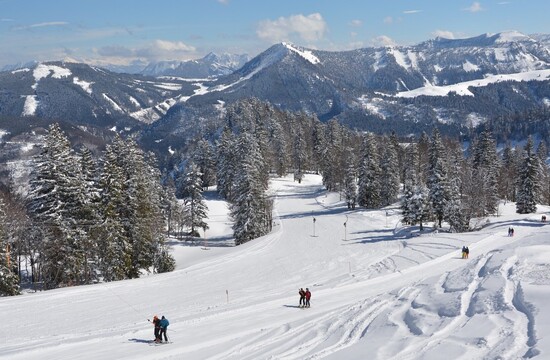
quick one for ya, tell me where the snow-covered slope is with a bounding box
[2,174,550,360]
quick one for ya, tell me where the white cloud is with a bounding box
[403,10,422,14]
[464,2,483,12]
[432,30,456,39]
[95,39,197,63]
[256,13,327,43]
[153,39,195,52]
[29,21,68,28]
[349,19,362,27]
[1,18,14,22]
[383,16,394,24]
[371,35,397,47]
[14,21,69,30]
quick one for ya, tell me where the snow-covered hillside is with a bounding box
[2,174,550,360]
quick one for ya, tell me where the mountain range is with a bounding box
[1,31,550,162]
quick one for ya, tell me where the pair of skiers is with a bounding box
[151,315,169,343]
[461,246,469,259]
[508,227,515,237]
[298,288,311,308]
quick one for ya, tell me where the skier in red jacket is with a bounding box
[305,288,311,308]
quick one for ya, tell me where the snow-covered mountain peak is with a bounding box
[493,30,534,44]
[281,42,320,64]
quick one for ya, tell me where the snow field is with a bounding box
[2,174,550,359]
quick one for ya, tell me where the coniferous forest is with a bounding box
[1,98,549,296]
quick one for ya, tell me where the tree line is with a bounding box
[2,98,549,296]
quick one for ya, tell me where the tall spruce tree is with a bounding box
[516,137,541,214]
[401,142,419,225]
[471,130,500,216]
[379,136,400,206]
[182,162,209,237]
[231,133,272,245]
[27,124,88,288]
[357,133,381,208]
[97,141,132,281]
[427,129,449,228]
[343,148,357,209]
[0,196,20,296]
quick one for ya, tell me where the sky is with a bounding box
[1,0,550,68]
[2,173,550,359]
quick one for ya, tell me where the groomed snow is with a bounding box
[2,174,550,359]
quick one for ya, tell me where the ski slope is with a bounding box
[2,174,550,359]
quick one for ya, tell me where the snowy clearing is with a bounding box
[2,174,550,360]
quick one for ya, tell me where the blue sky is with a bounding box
[1,0,549,68]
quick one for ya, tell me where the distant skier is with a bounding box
[305,288,311,308]
[461,246,467,259]
[508,227,514,237]
[299,288,306,308]
[464,246,469,259]
[151,315,161,342]
[159,316,169,343]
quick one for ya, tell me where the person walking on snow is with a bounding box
[464,246,469,259]
[305,288,311,308]
[461,246,467,259]
[299,288,306,307]
[159,316,169,343]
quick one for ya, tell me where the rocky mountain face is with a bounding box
[0,61,197,127]
[1,31,550,163]
[140,52,250,78]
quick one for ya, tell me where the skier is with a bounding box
[152,315,161,343]
[305,288,311,308]
[159,316,169,343]
[299,288,306,308]
[464,246,469,259]
[461,246,466,259]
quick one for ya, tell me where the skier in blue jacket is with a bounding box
[159,316,170,343]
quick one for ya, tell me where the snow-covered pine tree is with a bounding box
[27,123,88,288]
[192,139,216,189]
[321,119,344,191]
[268,120,289,177]
[498,142,517,203]
[292,128,308,183]
[445,142,469,232]
[97,141,132,281]
[343,148,357,209]
[470,130,500,216]
[0,196,19,296]
[357,133,381,208]
[231,133,272,245]
[182,162,209,237]
[311,120,326,175]
[122,139,170,276]
[516,136,542,214]
[427,128,450,228]
[216,128,237,201]
[401,142,419,225]
[379,135,400,207]
[410,184,430,231]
